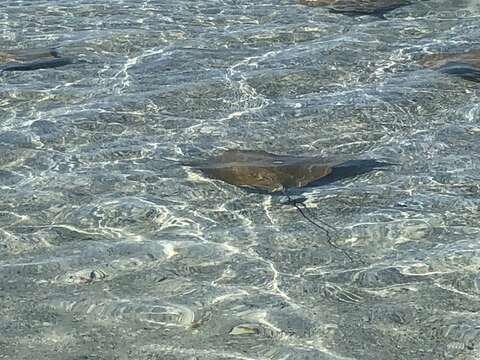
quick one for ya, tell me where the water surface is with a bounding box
[1,1,480,359]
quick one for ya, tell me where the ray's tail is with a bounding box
[282,189,357,263]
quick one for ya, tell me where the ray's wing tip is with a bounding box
[371,159,399,168]
[336,159,397,168]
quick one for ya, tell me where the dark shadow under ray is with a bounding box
[308,159,394,187]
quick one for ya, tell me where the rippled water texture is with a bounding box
[1,1,480,359]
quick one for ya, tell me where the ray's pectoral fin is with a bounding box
[309,159,394,186]
[328,8,387,20]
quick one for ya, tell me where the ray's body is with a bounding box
[0,48,73,72]
[192,150,333,193]
[189,149,390,194]
[418,50,480,83]
[298,0,411,18]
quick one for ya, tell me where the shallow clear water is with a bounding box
[1,1,480,359]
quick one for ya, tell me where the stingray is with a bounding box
[417,50,480,83]
[298,0,412,19]
[0,47,74,72]
[187,150,392,262]
[188,149,389,194]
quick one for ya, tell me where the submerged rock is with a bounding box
[298,0,412,18]
[0,47,73,72]
[418,50,480,82]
